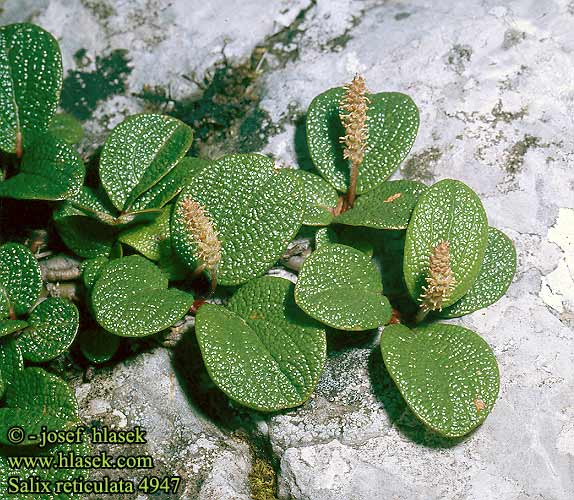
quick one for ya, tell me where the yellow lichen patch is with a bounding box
[419,240,457,312]
[179,196,221,272]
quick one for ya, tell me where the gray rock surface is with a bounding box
[75,348,252,500]
[2,0,573,499]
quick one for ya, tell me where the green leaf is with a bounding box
[291,169,338,226]
[196,276,326,411]
[295,243,391,330]
[306,88,419,193]
[81,256,109,290]
[54,203,118,259]
[0,367,80,445]
[91,255,193,337]
[0,338,24,396]
[380,323,499,438]
[118,205,171,261]
[403,179,488,307]
[66,186,118,224]
[334,180,427,229]
[99,114,193,211]
[49,112,84,144]
[0,23,62,154]
[0,439,90,500]
[315,227,338,250]
[0,243,42,317]
[65,186,162,226]
[172,154,304,286]
[79,328,120,364]
[378,230,414,305]
[128,156,208,211]
[0,133,84,200]
[438,227,516,318]
[17,298,79,362]
[0,319,28,337]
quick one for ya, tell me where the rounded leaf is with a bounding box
[49,112,84,144]
[65,186,118,224]
[17,298,79,362]
[128,156,208,212]
[54,201,118,259]
[0,23,62,153]
[196,276,326,411]
[291,169,338,226]
[295,243,391,330]
[0,133,85,200]
[79,328,120,364]
[0,319,28,337]
[439,227,516,318]
[0,439,90,499]
[380,323,499,438]
[100,114,193,211]
[334,180,427,229]
[0,367,79,445]
[172,154,304,285]
[81,256,109,290]
[0,243,42,317]
[306,88,419,193]
[119,205,171,261]
[0,338,24,397]
[92,255,193,337]
[403,179,488,307]
[315,227,338,250]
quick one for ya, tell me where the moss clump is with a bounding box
[136,50,270,157]
[249,457,277,500]
[61,49,132,120]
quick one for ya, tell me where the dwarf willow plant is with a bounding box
[0,22,517,480]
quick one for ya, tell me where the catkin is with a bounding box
[179,197,221,271]
[339,74,369,170]
[419,240,457,312]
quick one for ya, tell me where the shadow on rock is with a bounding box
[367,346,465,448]
[327,327,380,354]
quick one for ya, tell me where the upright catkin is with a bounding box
[419,240,457,312]
[339,74,369,207]
[179,197,221,273]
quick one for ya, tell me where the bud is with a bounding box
[419,240,456,312]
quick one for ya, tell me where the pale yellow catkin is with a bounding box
[179,197,221,271]
[419,240,457,312]
[339,74,369,170]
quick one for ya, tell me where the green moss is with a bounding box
[238,106,280,153]
[136,52,276,157]
[61,49,132,120]
[249,457,277,500]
